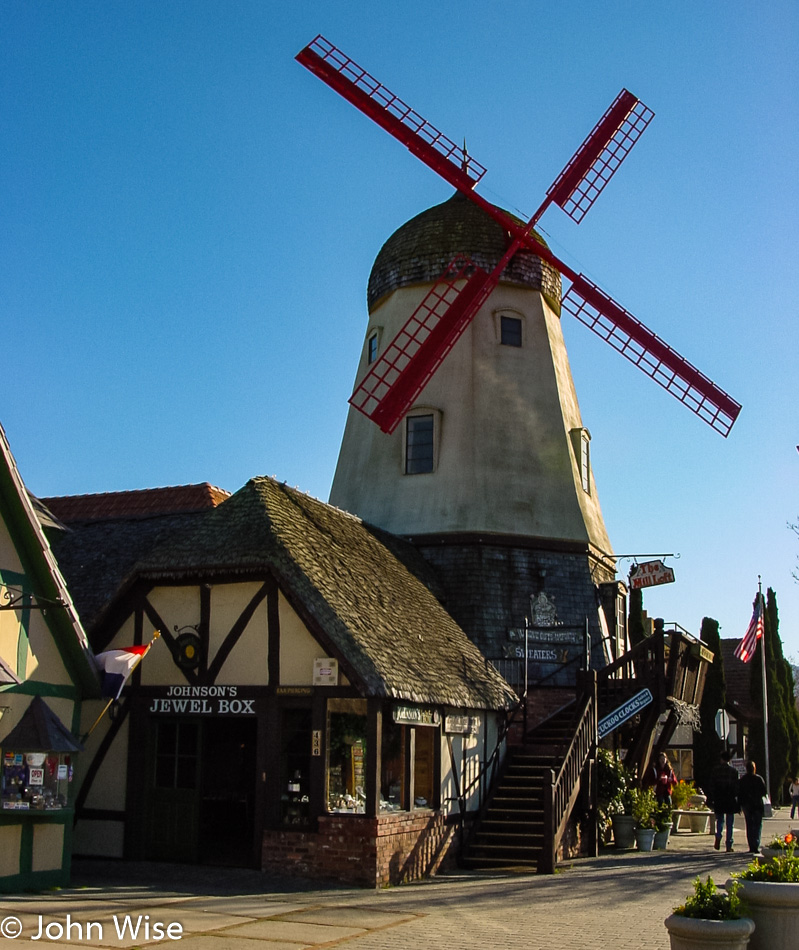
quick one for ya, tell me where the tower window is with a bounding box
[580,432,590,493]
[570,427,592,494]
[500,316,522,347]
[405,415,434,475]
[367,331,378,364]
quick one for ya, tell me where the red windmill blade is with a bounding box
[297,35,742,437]
[350,256,495,433]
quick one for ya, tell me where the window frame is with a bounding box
[403,410,440,476]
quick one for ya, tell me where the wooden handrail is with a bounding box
[540,671,597,872]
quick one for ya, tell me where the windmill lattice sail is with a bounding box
[562,276,741,436]
[546,90,655,224]
[350,257,495,433]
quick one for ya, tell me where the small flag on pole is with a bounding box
[734,593,765,663]
[95,632,161,699]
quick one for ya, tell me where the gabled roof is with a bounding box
[720,638,759,722]
[133,477,516,710]
[0,423,99,695]
[42,483,229,523]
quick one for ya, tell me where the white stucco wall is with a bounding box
[329,281,613,555]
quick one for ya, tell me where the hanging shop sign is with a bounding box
[598,688,653,739]
[393,705,441,727]
[629,559,675,590]
[502,644,572,663]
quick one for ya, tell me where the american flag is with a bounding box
[734,593,765,663]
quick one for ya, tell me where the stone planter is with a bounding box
[611,814,636,850]
[636,827,656,851]
[728,879,799,950]
[654,827,671,850]
[689,810,712,833]
[664,914,754,950]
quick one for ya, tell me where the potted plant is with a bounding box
[600,752,636,850]
[671,779,697,833]
[665,876,754,949]
[654,799,673,849]
[598,749,628,846]
[760,833,795,860]
[631,786,657,851]
[728,848,799,950]
[672,780,697,810]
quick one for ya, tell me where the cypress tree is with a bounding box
[694,617,726,796]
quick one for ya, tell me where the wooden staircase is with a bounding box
[462,627,713,874]
[462,703,580,872]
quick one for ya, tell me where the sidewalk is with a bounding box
[1,812,796,950]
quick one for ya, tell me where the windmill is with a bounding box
[296,34,741,438]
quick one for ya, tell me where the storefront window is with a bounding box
[326,698,367,813]
[280,708,312,825]
[2,751,72,810]
[380,711,405,812]
[413,726,435,808]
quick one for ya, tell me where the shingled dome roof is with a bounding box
[367,192,562,313]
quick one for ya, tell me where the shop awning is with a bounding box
[0,696,83,752]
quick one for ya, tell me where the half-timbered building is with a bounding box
[0,424,98,891]
[46,476,515,887]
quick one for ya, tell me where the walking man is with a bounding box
[710,750,739,853]
[738,759,767,854]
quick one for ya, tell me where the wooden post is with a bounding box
[540,768,556,873]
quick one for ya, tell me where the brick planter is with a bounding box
[262,811,459,888]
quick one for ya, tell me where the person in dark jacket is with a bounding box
[738,759,768,853]
[710,750,739,852]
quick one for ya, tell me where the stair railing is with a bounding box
[540,670,597,873]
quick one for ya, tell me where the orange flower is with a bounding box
[786,834,794,843]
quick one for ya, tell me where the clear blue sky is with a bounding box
[2,2,797,657]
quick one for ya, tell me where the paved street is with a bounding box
[1,813,796,950]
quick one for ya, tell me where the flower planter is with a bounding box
[664,914,754,950]
[636,828,656,851]
[612,814,636,850]
[654,827,671,850]
[759,847,781,860]
[728,879,799,950]
[689,810,712,834]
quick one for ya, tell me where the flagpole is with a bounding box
[757,578,771,804]
[82,631,161,741]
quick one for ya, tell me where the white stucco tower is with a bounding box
[330,193,623,665]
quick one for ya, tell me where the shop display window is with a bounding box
[413,726,435,808]
[1,751,73,810]
[280,708,312,825]
[380,711,406,812]
[326,698,367,813]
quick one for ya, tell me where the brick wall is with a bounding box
[262,811,460,888]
